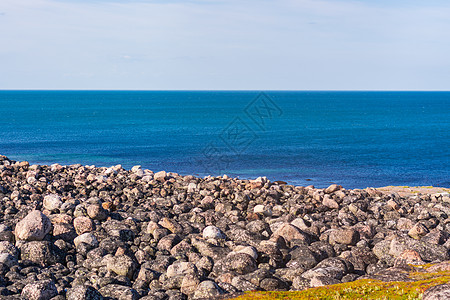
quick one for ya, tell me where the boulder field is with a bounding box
[0,155,449,299]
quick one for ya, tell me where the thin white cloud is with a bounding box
[1,0,450,90]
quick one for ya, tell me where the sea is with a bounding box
[0,91,449,189]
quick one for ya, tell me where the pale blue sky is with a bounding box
[1,0,450,90]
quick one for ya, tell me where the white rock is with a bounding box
[255,176,267,183]
[95,175,107,183]
[50,164,62,172]
[112,164,123,171]
[131,165,141,172]
[167,261,196,278]
[74,232,98,248]
[43,194,63,211]
[143,169,153,175]
[0,224,10,232]
[290,218,309,231]
[187,182,197,193]
[253,205,272,216]
[131,165,144,177]
[27,177,37,184]
[104,167,117,175]
[253,205,265,214]
[154,170,167,181]
[202,226,226,240]
[141,175,153,182]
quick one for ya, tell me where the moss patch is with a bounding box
[231,271,450,300]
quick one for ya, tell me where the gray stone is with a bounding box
[223,253,257,275]
[106,255,137,279]
[310,275,341,287]
[193,280,223,299]
[422,230,449,245]
[389,236,449,262]
[259,277,289,291]
[21,280,58,300]
[67,285,103,300]
[87,203,108,221]
[302,257,348,280]
[292,276,311,291]
[136,263,159,282]
[74,232,99,248]
[396,218,414,231]
[157,234,181,251]
[102,220,134,242]
[234,245,258,260]
[192,238,231,260]
[180,273,201,296]
[99,284,139,300]
[0,241,19,258]
[20,241,57,266]
[0,253,18,268]
[231,276,259,291]
[74,216,95,235]
[372,239,392,260]
[287,245,318,270]
[15,210,52,241]
[423,284,450,300]
[166,261,197,278]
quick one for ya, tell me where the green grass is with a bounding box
[231,271,450,300]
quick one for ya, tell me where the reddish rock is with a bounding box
[394,249,424,265]
[272,224,310,245]
[329,229,360,246]
[427,261,450,273]
[15,210,52,241]
[324,184,342,194]
[323,195,339,209]
[73,216,95,235]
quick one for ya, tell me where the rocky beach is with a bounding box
[0,154,449,299]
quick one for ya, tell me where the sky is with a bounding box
[1,0,450,90]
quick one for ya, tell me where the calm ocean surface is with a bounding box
[0,91,448,189]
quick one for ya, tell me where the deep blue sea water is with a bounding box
[0,91,448,189]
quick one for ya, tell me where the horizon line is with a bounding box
[1,89,450,92]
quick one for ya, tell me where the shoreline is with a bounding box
[2,155,449,195]
[1,155,449,299]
